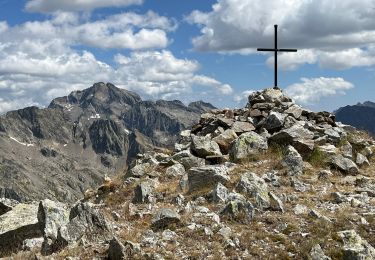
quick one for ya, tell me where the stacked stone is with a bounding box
[181,87,374,175]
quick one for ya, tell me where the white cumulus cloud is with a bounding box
[188,0,375,70]
[285,77,354,104]
[26,0,143,13]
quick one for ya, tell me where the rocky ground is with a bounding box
[1,87,375,259]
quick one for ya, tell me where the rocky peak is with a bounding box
[188,101,216,113]
[49,82,141,113]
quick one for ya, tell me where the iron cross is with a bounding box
[257,24,297,87]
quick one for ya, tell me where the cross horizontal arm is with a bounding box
[257,48,275,51]
[278,48,297,52]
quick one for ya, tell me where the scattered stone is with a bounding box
[188,165,230,192]
[356,153,370,167]
[310,244,331,260]
[294,204,308,215]
[318,170,333,180]
[220,198,254,222]
[282,145,304,175]
[133,181,154,204]
[231,121,255,134]
[337,230,375,260]
[236,172,270,209]
[151,208,180,230]
[269,192,284,212]
[211,183,229,203]
[285,105,303,119]
[212,129,238,153]
[330,155,359,175]
[165,163,186,177]
[340,141,353,159]
[229,131,268,162]
[191,135,222,158]
[262,171,280,187]
[172,150,205,170]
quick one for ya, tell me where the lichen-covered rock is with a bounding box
[220,195,254,222]
[356,153,370,167]
[268,192,284,212]
[330,155,359,175]
[229,132,268,162]
[337,229,375,260]
[165,163,186,177]
[231,121,255,134]
[236,172,270,209]
[282,145,304,176]
[108,237,140,260]
[188,165,230,192]
[265,111,286,131]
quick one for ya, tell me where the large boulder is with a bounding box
[231,121,255,134]
[330,155,359,175]
[229,132,268,162]
[133,181,154,204]
[337,230,375,260]
[52,202,110,252]
[188,165,230,192]
[37,199,69,254]
[269,125,314,144]
[191,135,221,158]
[0,203,41,256]
[265,111,286,131]
[220,193,254,222]
[235,172,270,209]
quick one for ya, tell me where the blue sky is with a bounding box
[0,0,374,114]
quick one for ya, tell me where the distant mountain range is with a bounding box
[0,82,215,202]
[335,101,375,136]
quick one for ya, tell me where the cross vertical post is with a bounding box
[257,24,297,87]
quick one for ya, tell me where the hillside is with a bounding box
[0,82,213,203]
[335,102,375,136]
[2,87,375,259]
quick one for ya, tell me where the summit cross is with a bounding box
[257,24,297,87]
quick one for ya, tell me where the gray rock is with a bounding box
[229,131,268,162]
[22,237,44,251]
[53,202,110,252]
[165,163,186,177]
[191,135,222,158]
[337,230,375,260]
[236,172,270,209]
[133,181,154,204]
[294,204,308,215]
[270,125,314,144]
[330,155,359,175]
[38,199,70,254]
[282,145,304,176]
[108,237,127,260]
[231,121,255,134]
[211,183,229,203]
[220,198,254,222]
[269,192,284,212]
[188,165,230,192]
[310,244,331,260]
[262,171,280,187]
[126,162,157,178]
[151,208,180,230]
[108,237,140,260]
[318,144,338,156]
[324,128,341,143]
[0,203,40,256]
[285,105,303,119]
[356,153,370,167]
[265,111,285,130]
[212,129,238,153]
[172,150,205,170]
[340,141,353,159]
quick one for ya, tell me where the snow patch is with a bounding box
[9,136,34,147]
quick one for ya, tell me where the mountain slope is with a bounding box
[335,102,375,135]
[0,82,214,202]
